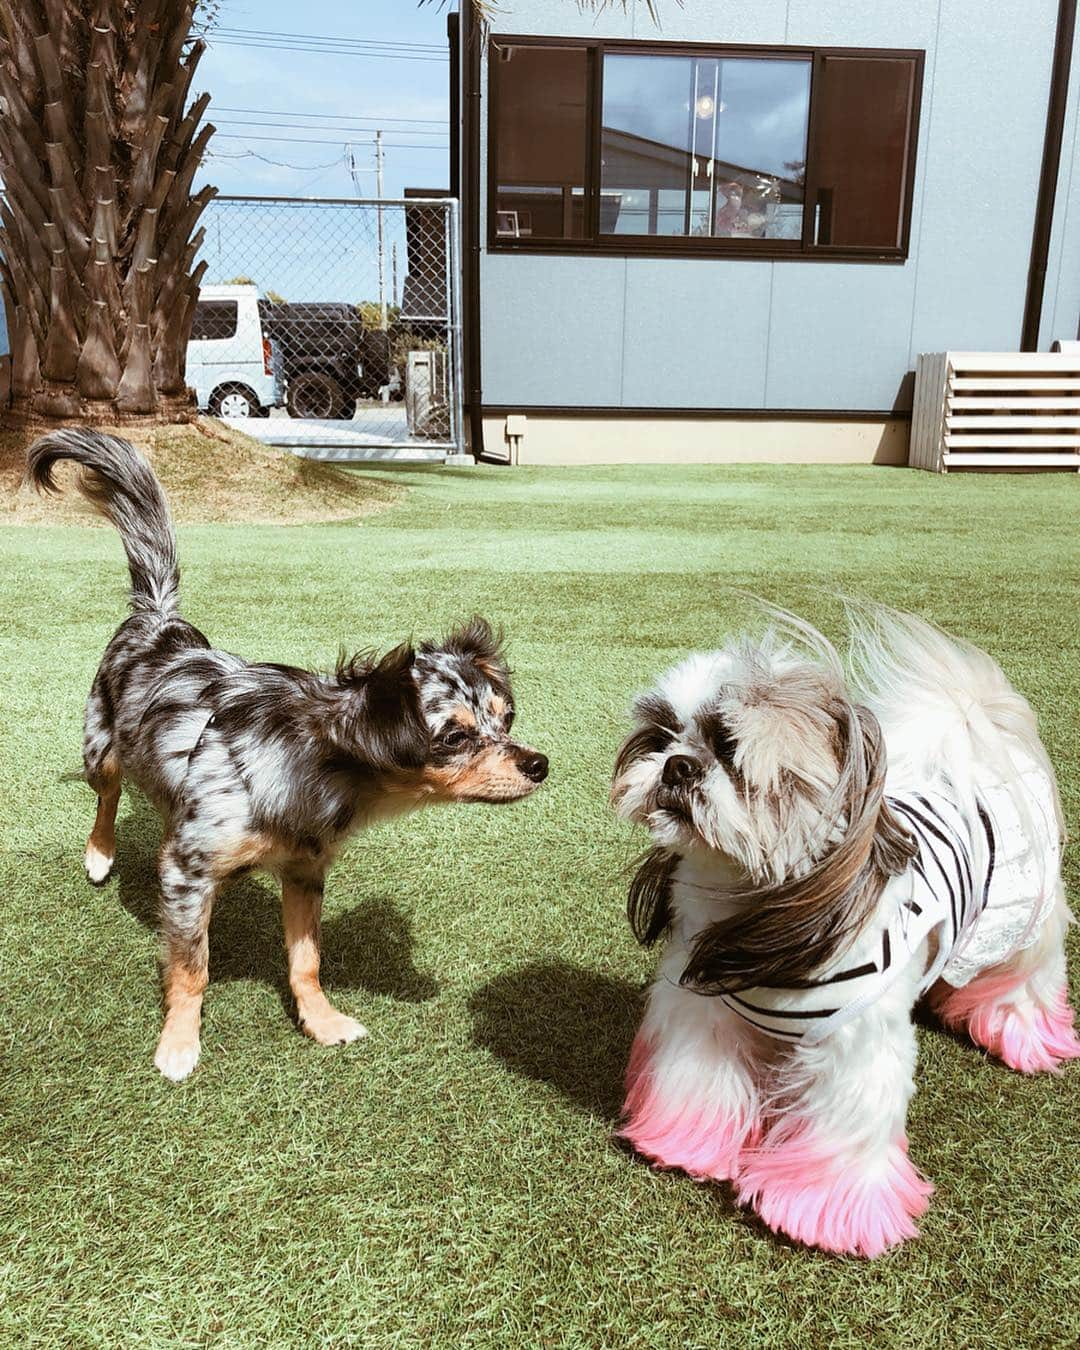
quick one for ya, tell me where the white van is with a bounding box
[186,284,283,417]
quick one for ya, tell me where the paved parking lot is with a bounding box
[226,404,446,462]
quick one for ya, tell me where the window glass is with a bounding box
[190,301,238,341]
[810,56,917,249]
[493,44,589,240]
[600,53,810,240]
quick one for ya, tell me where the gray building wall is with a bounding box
[477,0,1071,412]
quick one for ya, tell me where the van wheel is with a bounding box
[209,384,264,418]
[287,372,348,420]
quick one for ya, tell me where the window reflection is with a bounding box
[600,53,810,241]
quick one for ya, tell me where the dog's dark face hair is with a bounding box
[404,617,548,804]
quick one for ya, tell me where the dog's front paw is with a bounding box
[736,1133,933,1259]
[84,843,113,885]
[154,1032,200,1082]
[299,1007,368,1047]
[619,1032,755,1182]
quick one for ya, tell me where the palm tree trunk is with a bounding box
[0,1,215,425]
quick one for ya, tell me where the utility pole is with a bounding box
[376,129,387,330]
[392,242,398,309]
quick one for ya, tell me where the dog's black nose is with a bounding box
[662,754,699,787]
[518,752,549,783]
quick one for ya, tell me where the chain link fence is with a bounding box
[190,195,465,461]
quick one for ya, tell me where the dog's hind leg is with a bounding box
[930,886,1080,1074]
[154,836,218,1082]
[621,978,759,1182]
[281,866,367,1048]
[736,973,933,1259]
[83,682,121,885]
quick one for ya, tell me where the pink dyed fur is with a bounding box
[620,1032,756,1181]
[736,1128,933,1259]
[933,979,1080,1075]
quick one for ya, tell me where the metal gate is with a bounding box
[192,195,466,463]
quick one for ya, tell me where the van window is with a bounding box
[191,301,239,340]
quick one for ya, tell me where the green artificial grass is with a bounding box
[1,463,1078,1347]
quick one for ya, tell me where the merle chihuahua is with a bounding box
[29,430,547,1081]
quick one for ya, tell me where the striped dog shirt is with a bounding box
[716,769,1060,1044]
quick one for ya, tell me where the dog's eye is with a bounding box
[644,726,673,754]
[712,724,737,766]
[699,712,737,766]
[504,708,515,731]
[441,727,469,749]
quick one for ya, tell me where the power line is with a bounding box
[208,43,447,63]
[213,105,446,126]
[211,26,445,51]
[204,149,345,171]
[202,31,448,62]
[212,133,447,149]
[214,118,447,138]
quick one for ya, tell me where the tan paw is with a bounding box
[299,1007,368,1047]
[84,843,113,885]
[154,1031,200,1082]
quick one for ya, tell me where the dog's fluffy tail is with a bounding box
[845,602,1064,841]
[27,428,179,615]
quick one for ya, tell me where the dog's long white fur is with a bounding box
[617,603,1078,1258]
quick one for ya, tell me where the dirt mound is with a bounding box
[0,418,404,525]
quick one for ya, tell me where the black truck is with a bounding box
[257,301,393,419]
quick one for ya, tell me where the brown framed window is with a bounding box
[488,38,923,262]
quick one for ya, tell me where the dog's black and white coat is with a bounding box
[29,429,548,1081]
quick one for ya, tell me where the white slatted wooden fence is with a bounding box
[910,353,1080,472]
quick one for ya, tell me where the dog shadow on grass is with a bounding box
[468,962,813,1252]
[105,787,438,1017]
[468,960,643,1122]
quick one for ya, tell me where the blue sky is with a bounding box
[193,1,453,201]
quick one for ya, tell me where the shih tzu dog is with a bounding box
[29,430,547,1082]
[612,604,1077,1258]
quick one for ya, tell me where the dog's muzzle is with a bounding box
[655,754,699,815]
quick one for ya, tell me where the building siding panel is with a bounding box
[908,0,1059,356]
[765,263,919,409]
[621,257,772,407]
[481,254,628,405]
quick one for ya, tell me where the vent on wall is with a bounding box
[910,353,1080,472]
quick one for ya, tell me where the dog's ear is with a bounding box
[681,696,916,995]
[627,846,681,947]
[433,616,508,685]
[835,701,918,879]
[340,643,430,771]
